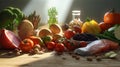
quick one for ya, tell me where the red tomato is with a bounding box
[73,25,81,33]
[64,29,75,39]
[99,22,113,32]
[46,41,56,50]
[55,43,65,52]
[104,9,120,25]
[65,42,76,51]
[19,39,34,52]
[79,41,87,47]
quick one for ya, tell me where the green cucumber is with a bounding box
[114,25,120,40]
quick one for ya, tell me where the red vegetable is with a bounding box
[104,9,120,25]
[46,41,56,50]
[64,40,76,51]
[64,29,75,39]
[19,38,34,52]
[55,43,65,52]
[0,29,21,49]
[99,22,113,32]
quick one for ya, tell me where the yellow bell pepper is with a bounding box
[81,19,101,34]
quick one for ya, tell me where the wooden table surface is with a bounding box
[0,24,120,67]
[0,50,120,67]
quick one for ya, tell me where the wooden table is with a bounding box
[0,24,120,67]
[0,50,120,67]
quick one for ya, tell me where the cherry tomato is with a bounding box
[46,41,56,50]
[64,29,75,39]
[19,39,34,52]
[55,43,65,52]
[99,22,113,32]
[73,25,81,33]
[66,42,76,51]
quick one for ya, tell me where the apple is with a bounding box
[0,29,21,49]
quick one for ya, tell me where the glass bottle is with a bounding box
[69,10,83,29]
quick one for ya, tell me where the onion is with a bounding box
[0,29,21,49]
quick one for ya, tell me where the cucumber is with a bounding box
[114,25,120,40]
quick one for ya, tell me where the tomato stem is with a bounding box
[110,8,115,13]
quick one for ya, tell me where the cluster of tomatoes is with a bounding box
[99,9,120,32]
[45,27,88,54]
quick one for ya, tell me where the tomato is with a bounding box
[65,42,76,51]
[64,29,75,39]
[99,22,113,32]
[63,39,76,51]
[46,41,56,50]
[104,9,120,25]
[73,25,81,33]
[79,41,87,47]
[19,39,34,52]
[55,43,65,52]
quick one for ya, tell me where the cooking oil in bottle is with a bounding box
[69,10,83,29]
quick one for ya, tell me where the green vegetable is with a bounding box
[96,24,120,43]
[48,7,58,26]
[96,34,120,43]
[114,25,120,40]
[108,24,119,32]
[0,7,24,30]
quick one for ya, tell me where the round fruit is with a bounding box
[19,38,34,52]
[0,29,21,49]
[104,9,120,25]
[73,25,81,33]
[55,43,65,52]
[99,22,112,32]
[46,41,56,50]
[64,40,76,51]
[64,29,75,39]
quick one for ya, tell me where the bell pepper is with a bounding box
[81,19,101,34]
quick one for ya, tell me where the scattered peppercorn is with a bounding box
[96,57,102,61]
[86,57,93,61]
